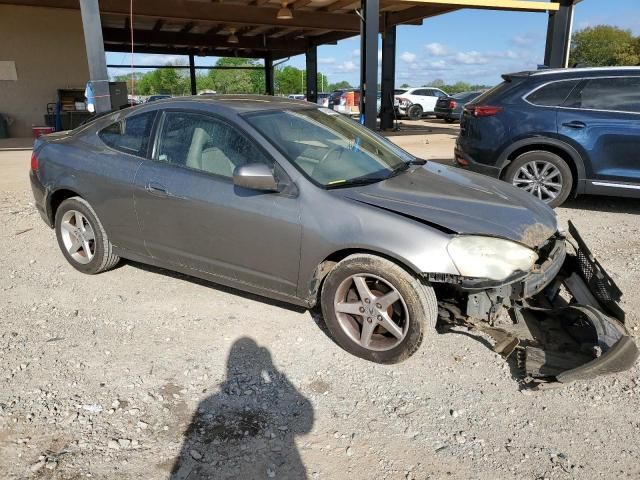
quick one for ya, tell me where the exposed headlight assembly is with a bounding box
[447,236,538,282]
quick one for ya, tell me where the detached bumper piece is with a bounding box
[441,222,639,386]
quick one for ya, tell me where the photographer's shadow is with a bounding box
[170,337,314,479]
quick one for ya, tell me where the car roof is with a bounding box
[133,94,315,114]
[504,66,640,81]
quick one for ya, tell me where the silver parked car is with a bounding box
[29,96,637,383]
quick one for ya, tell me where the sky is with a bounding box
[107,0,640,89]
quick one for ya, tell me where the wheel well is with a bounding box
[504,144,579,197]
[48,189,81,224]
[306,248,421,307]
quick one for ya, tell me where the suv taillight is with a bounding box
[448,100,457,109]
[467,105,502,117]
[30,151,39,171]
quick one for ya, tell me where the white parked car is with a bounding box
[396,87,448,120]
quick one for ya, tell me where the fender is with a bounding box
[497,137,588,193]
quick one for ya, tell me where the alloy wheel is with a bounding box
[512,160,563,203]
[59,210,96,264]
[333,274,409,351]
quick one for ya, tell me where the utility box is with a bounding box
[109,81,128,110]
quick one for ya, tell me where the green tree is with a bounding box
[570,25,640,66]
[275,66,305,95]
[208,57,264,94]
[134,65,190,96]
[327,80,352,91]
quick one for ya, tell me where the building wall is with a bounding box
[0,5,89,137]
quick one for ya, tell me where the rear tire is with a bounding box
[503,150,573,208]
[55,196,120,274]
[407,104,423,121]
[320,254,437,364]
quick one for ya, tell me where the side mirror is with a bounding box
[233,163,280,192]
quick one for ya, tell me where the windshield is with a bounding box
[246,108,415,188]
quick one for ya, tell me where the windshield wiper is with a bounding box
[325,176,388,189]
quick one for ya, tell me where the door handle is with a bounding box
[145,181,169,196]
[562,121,586,129]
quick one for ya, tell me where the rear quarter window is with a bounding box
[525,80,580,106]
[99,111,156,157]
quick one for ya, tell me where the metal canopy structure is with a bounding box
[1,0,574,129]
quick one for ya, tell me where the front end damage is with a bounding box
[437,221,638,386]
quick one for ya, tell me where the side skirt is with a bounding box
[112,246,310,308]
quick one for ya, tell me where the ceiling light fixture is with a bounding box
[277,1,293,20]
[227,27,239,44]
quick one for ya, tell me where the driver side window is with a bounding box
[155,112,272,178]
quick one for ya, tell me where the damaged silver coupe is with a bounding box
[29,96,638,384]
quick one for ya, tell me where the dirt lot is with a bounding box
[1,130,640,479]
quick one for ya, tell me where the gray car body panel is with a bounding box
[32,96,558,308]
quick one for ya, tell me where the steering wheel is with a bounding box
[318,145,343,165]
[313,146,344,183]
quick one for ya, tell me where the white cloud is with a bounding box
[333,60,359,73]
[424,43,450,57]
[400,51,417,63]
[505,50,519,59]
[453,51,488,65]
[351,48,361,57]
[319,57,336,65]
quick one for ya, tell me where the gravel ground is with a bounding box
[1,148,640,480]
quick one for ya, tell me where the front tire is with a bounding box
[503,150,573,208]
[55,196,120,274]
[320,254,437,364]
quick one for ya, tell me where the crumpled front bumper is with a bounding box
[441,222,639,385]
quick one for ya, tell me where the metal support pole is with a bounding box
[188,54,197,95]
[380,21,396,130]
[305,46,318,104]
[544,0,575,68]
[265,53,275,95]
[79,0,112,113]
[360,0,379,130]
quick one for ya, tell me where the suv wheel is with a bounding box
[503,151,573,208]
[55,196,120,274]
[407,104,423,121]
[320,254,437,364]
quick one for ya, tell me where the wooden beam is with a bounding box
[0,0,561,12]
[97,0,361,32]
[323,0,359,12]
[390,0,559,12]
[290,0,314,8]
[102,27,308,51]
[206,24,225,35]
[105,44,292,58]
[387,5,455,24]
[180,22,196,33]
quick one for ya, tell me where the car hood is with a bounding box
[333,162,558,249]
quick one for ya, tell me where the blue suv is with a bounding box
[455,67,640,207]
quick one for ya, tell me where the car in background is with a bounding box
[146,94,171,103]
[434,91,483,123]
[317,93,330,107]
[455,67,640,207]
[288,94,306,101]
[396,87,448,120]
[328,89,347,110]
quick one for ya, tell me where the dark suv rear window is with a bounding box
[564,77,640,113]
[526,80,580,106]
